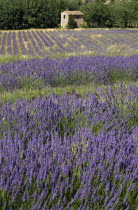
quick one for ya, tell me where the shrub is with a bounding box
[66,15,77,29]
[81,21,88,28]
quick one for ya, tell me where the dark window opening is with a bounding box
[64,15,66,19]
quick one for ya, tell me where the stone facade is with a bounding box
[61,11,84,28]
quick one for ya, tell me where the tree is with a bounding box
[0,0,137,29]
[81,1,112,27]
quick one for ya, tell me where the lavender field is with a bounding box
[0,29,138,209]
[0,55,138,93]
[0,29,138,58]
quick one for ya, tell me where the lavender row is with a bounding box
[0,55,138,92]
[7,32,13,55]
[0,32,7,55]
[18,31,28,55]
[0,85,138,209]
[13,32,19,55]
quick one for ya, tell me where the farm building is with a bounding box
[61,11,84,28]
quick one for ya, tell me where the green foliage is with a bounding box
[108,69,133,83]
[0,55,44,65]
[81,21,88,28]
[81,0,138,28]
[0,0,137,29]
[81,1,112,27]
[18,77,45,89]
[66,15,77,29]
[92,121,103,134]
[0,0,81,29]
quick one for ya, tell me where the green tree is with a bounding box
[81,1,112,27]
[0,0,138,29]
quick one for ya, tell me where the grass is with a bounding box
[0,52,97,64]
[0,55,44,64]
[0,84,96,104]
[0,52,96,64]
[1,81,138,104]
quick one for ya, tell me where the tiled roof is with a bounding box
[62,11,84,15]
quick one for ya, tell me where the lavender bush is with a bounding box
[0,55,138,92]
[0,84,138,209]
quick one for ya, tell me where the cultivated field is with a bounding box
[0,29,138,209]
[0,29,138,60]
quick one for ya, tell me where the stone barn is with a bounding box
[61,11,84,28]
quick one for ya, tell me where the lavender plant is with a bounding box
[22,31,35,56]
[0,85,138,209]
[0,55,138,92]
[0,32,7,55]
[7,32,12,55]
[18,31,28,55]
[13,32,18,55]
